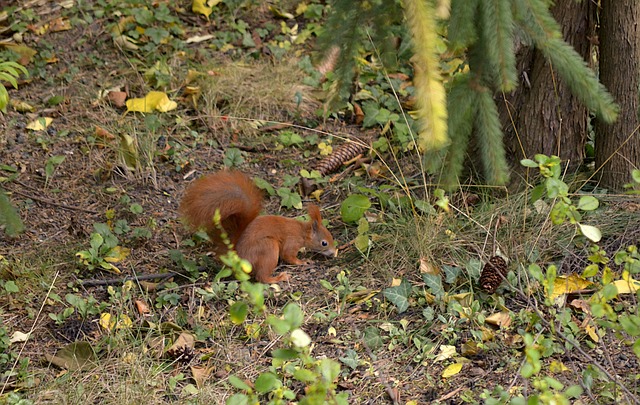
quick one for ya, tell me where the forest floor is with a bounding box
[1,1,640,404]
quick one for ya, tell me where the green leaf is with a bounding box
[277,187,302,209]
[282,303,304,329]
[226,393,250,405]
[632,169,640,184]
[266,315,291,335]
[340,194,371,223]
[530,184,545,203]
[577,196,599,211]
[271,348,298,360]
[319,358,341,382]
[618,315,640,336]
[565,385,583,399]
[382,279,412,313]
[363,326,383,350]
[578,223,601,243]
[129,203,144,214]
[0,189,24,236]
[254,372,280,394]
[442,265,460,284]
[3,280,19,293]
[520,159,538,168]
[228,375,252,392]
[293,368,316,382]
[253,177,275,196]
[422,273,444,298]
[633,339,640,359]
[582,264,599,278]
[229,301,248,325]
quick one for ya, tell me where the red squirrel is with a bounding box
[179,171,336,283]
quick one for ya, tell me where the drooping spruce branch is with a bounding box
[404,0,448,151]
[513,0,619,123]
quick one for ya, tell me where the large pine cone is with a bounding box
[479,256,508,293]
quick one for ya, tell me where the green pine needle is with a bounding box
[480,0,518,91]
[475,87,510,185]
[515,0,619,123]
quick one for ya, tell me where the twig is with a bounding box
[8,187,98,214]
[80,272,182,287]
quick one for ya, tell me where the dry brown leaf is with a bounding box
[485,311,511,329]
[135,299,150,315]
[191,365,213,388]
[419,258,440,275]
[107,91,127,107]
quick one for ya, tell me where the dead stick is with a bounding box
[8,187,99,214]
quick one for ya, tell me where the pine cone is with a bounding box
[315,141,368,176]
[167,345,196,364]
[479,256,508,293]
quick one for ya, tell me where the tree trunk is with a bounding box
[594,0,640,191]
[499,0,595,171]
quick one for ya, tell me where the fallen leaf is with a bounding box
[441,362,463,378]
[26,117,53,131]
[107,91,127,107]
[9,331,30,343]
[434,345,456,361]
[485,311,511,328]
[191,365,213,388]
[390,278,402,287]
[551,274,593,299]
[419,258,440,275]
[95,126,116,141]
[50,18,72,32]
[612,272,640,294]
[2,43,37,65]
[44,341,97,370]
[10,99,35,112]
[185,34,215,44]
[549,360,569,373]
[126,91,177,113]
[135,299,150,315]
[569,299,591,314]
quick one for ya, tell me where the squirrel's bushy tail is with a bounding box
[179,171,263,249]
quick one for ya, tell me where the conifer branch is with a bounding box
[514,0,619,123]
[441,74,476,189]
[474,86,510,185]
[404,0,448,152]
[480,0,517,91]
[448,0,479,52]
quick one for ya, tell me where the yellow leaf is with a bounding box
[551,274,593,299]
[441,362,463,378]
[126,91,177,113]
[116,314,133,329]
[549,360,569,373]
[26,117,53,131]
[192,0,221,18]
[434,345,456,361]
[585,324,599,342]
[99,313,115,331]
[612,272,640,294]
[104,246,131,263]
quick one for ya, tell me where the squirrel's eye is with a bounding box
[321,240,328,247]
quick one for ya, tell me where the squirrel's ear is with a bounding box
[307,204,322,224]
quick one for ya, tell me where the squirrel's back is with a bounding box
[179,171,263,245]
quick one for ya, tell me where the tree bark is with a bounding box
[499,0,595,171]
[594,0,640,191]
